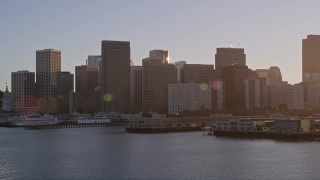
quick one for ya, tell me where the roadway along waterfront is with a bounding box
[1,127,320,179]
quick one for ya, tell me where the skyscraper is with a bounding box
[267,66,282,85]
[244,78,267,110]
[267,82,304,109]
[11,71,36,114]
[88,55,102,85]
[130,66,142,113]
[215,48,246,78]
[179,64,215,84]
[59,72,74,99]
[302,35,320,83]
[149,49,169,64]
[75,65,98,93]
[56,71,74,114]
[174,61,186,83]
[36,49,61,99]
[101,40,130,113]
[222,64,248,111]
[87,55,101,68]
[142,51,177,113]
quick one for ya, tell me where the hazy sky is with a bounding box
[1,0,319,91]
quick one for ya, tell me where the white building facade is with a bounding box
[2,85,11,111]
[168,83,212,114]
[267,82,304,109]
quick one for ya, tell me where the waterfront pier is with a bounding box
[25,123,109,130]
[24,122,127,130]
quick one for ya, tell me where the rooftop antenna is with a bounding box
[229,42,233,48]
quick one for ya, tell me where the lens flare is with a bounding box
[103,93,113,102]
[200,83,208,91]
[212,81,221,90]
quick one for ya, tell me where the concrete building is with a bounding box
[149,49,169,64]
[306,83,320,108]
[267,82,304,110]
[88,55,101,68]
[244,78,267,110]
[255,67,282,85]
[212,79,224,110]
[222,64,248,111]
[130,66,142,113]
[174,61,186,83]
[178,64,215,84]
[88,55,102,85]
[302,35,320,83]
[255,69,269,79]
[215,48,246,78]
[142,52,177,113]
[36,49,61,99]
[57,72,74,114]
[74,91,102,114]
[101,40,130,113]
[267,66,282,85]
[11,71,36,114]
[75,65,98,93]
[59,72,74,99]
[2,84,11,111]
[168,83,212,115]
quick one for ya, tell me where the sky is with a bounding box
[0,0,319,91]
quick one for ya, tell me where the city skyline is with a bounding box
[1,0,320,90]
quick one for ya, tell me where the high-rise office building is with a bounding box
[303,35,320,83]
[180,64,215,84]
[101,40,130,113]
[255,69,269,79]
[215,48,246,78]
[130,66,142,113]
[59,72,74,99]
[36,49,61,99]
[244,78,267,110]
[255,67,282,85]
[222,64,248,111]
[57,72,74,114]
[174,61,186,83]
[267,66,282,85]
[168,83,212,114]
[267,82,304,109]
[212,79,224,111]
[88,55,101,68]
[75,65,98,93]
[149,49,169,64]
[142,51,177,113]
[11,71,36,114]
[88,55,102,85]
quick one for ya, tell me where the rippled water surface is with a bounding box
[1,127,320,180]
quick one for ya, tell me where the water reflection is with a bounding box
[1,127,320,179]
[0,158,17,180]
